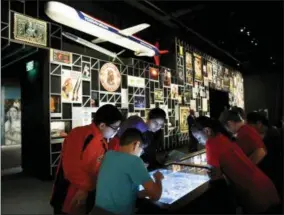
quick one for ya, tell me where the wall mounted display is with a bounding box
[185,52,193,70]
[50,49,72,65]
[171,84,179,100]
[14,13,47,47]
[154,89,164,102]
[179,107,188,133]
[3,98,21,146]
[127,76,145,88]
[50,95,61,117]
[61,69,82,103]
[176,67,185,85]
[134,96,145,109]
[50,121,71,138]
[149,67,159,81]
[223,68,230,91]
[82,62,91,81]
[162,69,171,87]
[193,53,203,82]
[207,62,213,82]
[184,91,192,104]
[99,62,121,92]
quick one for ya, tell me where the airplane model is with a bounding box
[62,32,125,64]
[45,1,168,65]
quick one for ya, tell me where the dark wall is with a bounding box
[2,49,50,180]
[244,71,283,126]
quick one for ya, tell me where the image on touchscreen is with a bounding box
[139,169,209,205]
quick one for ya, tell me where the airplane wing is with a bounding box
[91,23,150,44]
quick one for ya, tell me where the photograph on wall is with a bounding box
[50,49,72,65]
[82,62,91,81]
[91,91,99,107]
[185,52,193,70]
[99,62,121,92]
[14,13,47,47]
[179,45,184,56]
[4,99,21,146]
[50,95,61,117]
[184,91,192,104]
[154,89,164,102]
[160,68,171,87]
[202,59,208,78]
[127,76,145,88]
[170,84,179,100]
[207,61,213,81]
[190,100,197,112]
[134,96,145,109]
[185,68,193,86]
[194,53,203,82]
[149,67,159,81]
[176,67,184,85]
[179,107,188,133]
[50,121,71,138]
[223,68,230,91]
[61,69,82,103]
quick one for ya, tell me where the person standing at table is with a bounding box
[50,104,123,215]
[223,110,267,165]
[191,116,280,214]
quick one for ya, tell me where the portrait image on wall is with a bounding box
[184,91,192,104]
[194,54,203,82]
[207,61,213,82]
[202,59,208,78]
[61,69,82,103]
[134,96,145,109]
[50,95,62,117]
[149,67,159,81]
[223,68,230,91]
[176,67,184,85]
[185,52,193,70]
[186,68,194,86]
[50,121,71,138]
[82,62,91,81]
[171,84,179,100]
[50,49,72,65]
[4,99,21,146]
[179,106,188,133]
[179,45,184,56]
[154,89,164,102]
[163,69,171,87]
[99,63,121,92]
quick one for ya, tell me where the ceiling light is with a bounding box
[251,40,254,43]
[247,31,250,36]
[237,63,240,66]
[240,28,244,32]
[254,43,258,46]
[270,57,273,60]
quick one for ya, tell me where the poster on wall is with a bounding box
[194,53,203,82]
[179,107,188,133]
[202,60,208,78]
[128,76,145,88]
[190,100,197,112]
[179,46,184,56]
[61,69,82,103]
[14,13,47,47]
[50,49,72,65]
[50,121,71,138]
[121,89,129,108]
[184,91,192,104]
[171,84,179,100]
[99,63,121,92]
[154,89,163,102]
[185,53,194,85]
[4,99,21,146]
[149,67,159,81]
[223,68,230,91]
[160,68,171,87]
[82,62,91,81]
[207,61,213,81]
[50,95,62,117]
[202,99,208,112]
[134,96,145,109]
[72,107,97,128]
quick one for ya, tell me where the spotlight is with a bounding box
[247,31,250,36]
[237,63,240,66]
[270,57,273,60]
[251,40,254,43]
[240,28,244,32]
[254,43,258,46]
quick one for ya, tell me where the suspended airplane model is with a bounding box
[45,1,168,65]
[62,32,125,64]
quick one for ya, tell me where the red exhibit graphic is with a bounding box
[45,1,168,65]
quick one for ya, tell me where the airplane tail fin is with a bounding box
[154,42,169,66]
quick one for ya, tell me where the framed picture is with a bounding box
[154,89,163,102]
[179,106,188,133]
[82,62,91,81]
[50,95,62,117]
[184,91,192,104]
[50,49,72,65]
[185,52,193,70]
[171,84,179,100]
[194,53,203,82]
[50,121,71,138]
[14,13,47,47]
[149,67,159,81]
[99,63,121,92]
[134,96,145,109]
[61,69,82,103]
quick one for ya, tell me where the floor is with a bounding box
[1,173,53,214]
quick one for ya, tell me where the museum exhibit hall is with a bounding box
[1,0,283,214]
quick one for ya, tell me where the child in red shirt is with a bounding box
[191,116,280,214]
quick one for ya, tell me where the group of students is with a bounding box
[192,108,282,214]
[50,104,166,215]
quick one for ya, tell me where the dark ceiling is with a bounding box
[96,0,283,74]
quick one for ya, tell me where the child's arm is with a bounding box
[140,171,163,201]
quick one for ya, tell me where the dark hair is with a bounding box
[224,110,243,123]
[230,106,246,120]
[191,116,233,140]
[148,108,166,120]
[247,111,269,127]
[93,104,122,126]
[120,128,144,146]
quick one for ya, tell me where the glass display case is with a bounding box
[140,164,209,206]
[180,151,207,166]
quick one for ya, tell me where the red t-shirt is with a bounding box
[205,134,279,213]
[236,124,265,156]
